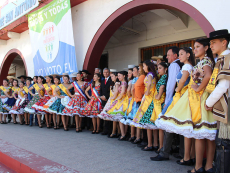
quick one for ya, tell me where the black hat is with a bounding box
[82,70,91,75]
[203,29,230,42]
[26,77,33,81]
[17,75,27,79]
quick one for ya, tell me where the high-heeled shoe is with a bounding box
[108,134,117,138]
[92,131,96,134]
[128,136,136,142]
[131,138,142,144]
[95,131,100,134]
[118,136,126,141]
[142,146,154,151]
[177,159,192,166]
[76,128,79,133]
[64,127,69,131]
[205,168,214,173]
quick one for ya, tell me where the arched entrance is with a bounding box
[83,0,214,73]
[0,49,28,84]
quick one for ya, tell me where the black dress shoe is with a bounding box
[187,167,204,173]
[137,142,148,148]
[101,132,108,135]
[131,138,142,144]
[150,154,169,161]
[142,146,154,151]
[176,159,192,166]
[172,153,183,159]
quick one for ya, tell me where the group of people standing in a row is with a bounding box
[1,29,230,173]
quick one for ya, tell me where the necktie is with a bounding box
[105,79,107,85]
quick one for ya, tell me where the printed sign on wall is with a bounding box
[28,0,77,76]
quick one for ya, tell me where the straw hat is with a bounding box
[7,76,17,80]
[151,55,163,60]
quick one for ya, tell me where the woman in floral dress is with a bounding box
[10,82,29,124]
[47,75,72,131]
[43,76,61,129]
[32,76,53,128]
[138,62,167,152]
[129,60,158,143]
[83,73,102,134]
[107,71,128,123]
[0,79,11,124]
[25,76,45,128]
[98,71,120,137]
[62,72,89,132]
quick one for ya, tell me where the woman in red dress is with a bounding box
[62,72,89,132]
[83,73,102,134]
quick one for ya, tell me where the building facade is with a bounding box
[0,0,229,81]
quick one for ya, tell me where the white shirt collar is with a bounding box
[171,59,179,63]
[220,49,230,56]
[105,76,110,80]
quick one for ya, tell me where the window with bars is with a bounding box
[141,40,194,62]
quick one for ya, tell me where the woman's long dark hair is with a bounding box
[143,60,158,81]
[110,72,119,89]
[179,47,195,66]
[118,71,128,84]
[92,73,101,88]
[47,75,54,84]
[158,62,169,83]
[54,76,61,84]
[38,76,45,84]
[128,69,134,81]
[13,79,19,87]
[195,39,214,66]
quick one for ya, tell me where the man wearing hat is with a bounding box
[82,70,91,82]
[205,29,230,173]
[17,75,27,84]
[69,72,78,82]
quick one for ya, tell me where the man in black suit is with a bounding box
[100,68,112,135]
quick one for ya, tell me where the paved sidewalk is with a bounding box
[0,123,192,173]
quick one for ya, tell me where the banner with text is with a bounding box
[28,0,77,76]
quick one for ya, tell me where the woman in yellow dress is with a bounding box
[156,39,216,173]
[130,60,158,144]
[157,47,195,157]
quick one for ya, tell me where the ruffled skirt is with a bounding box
[82,97,102,118]
[107,97,127,122]
[9,98,29,114]
[24,95,40,114]
[47,96,71,115]
[32,96,51,113]
[62,94,88,117]
[155,91,217,140]
[0,98,8,114]
[2,98,16,112]
[98,98,114,120]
